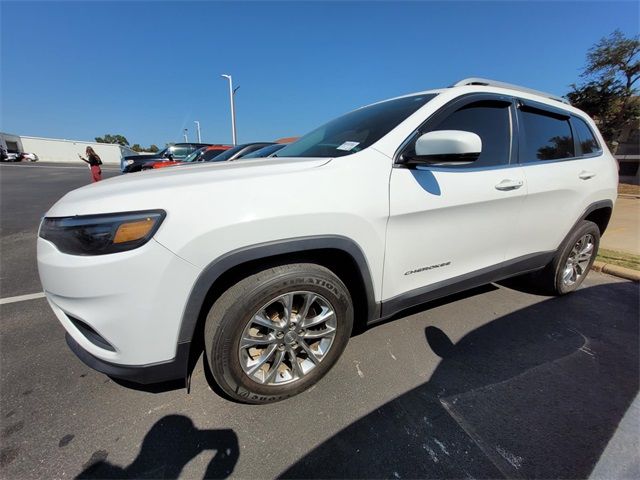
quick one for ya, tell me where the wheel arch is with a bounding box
[178,236,378,378]
[582,201,613,235]
[554,199,613,256]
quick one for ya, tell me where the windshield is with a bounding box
[181,147,206,163]
[275,93,437,158]
[241,144,287,159]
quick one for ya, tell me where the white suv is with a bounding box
[38,78,618,403]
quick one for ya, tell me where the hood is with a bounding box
[46,156,332,217]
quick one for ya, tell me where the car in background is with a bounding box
[142,145,231,170]
[240,143,288,159]
[1,152,19,162]
[0,152,39,162]
[121,143,211,173]
[194,142,275,164]
[21,152,39,162]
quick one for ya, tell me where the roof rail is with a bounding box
[452,77,569,104]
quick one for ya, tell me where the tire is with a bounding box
[532,220,600,295]
[204,263,353,404]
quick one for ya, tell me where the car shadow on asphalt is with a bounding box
[279,281,640,479]
[76,415,239,479]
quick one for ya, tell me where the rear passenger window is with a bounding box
[573,117,601,155]
[519,108,574,162]
[424,100,512,168]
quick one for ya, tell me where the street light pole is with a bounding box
[221,74,238,145]
[194,121,201,143]
[183,129,188,142]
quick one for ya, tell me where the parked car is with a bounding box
[194,142,276,163]
[240,143,288,159]
[121,143,211,173]
[142,145,231,170]
[38,78,617,404]
[21,152,39,162]
[0,151,38,162]
[1,152,19,162]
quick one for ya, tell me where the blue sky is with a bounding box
[1,1,638,146]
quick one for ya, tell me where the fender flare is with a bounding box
[580,199,614,230]
[177,235,378,346]
[555,199,614,253]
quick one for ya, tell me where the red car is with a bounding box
[142,145,231,170]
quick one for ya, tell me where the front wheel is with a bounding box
[204,263,353,404]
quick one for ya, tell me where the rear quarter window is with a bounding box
[573,117,601,156]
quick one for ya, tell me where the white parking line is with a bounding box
[0,292,46,305]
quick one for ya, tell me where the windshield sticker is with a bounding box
[336,141,360,151]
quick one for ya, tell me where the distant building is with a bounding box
[0,133,139,165]
[0,132,23,154]
[615,121,639,184]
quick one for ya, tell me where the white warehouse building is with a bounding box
[1,133,139,165]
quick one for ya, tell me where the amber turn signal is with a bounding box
[113,218,155,244]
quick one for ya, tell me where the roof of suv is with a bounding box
[451,78,567,104]
[365,77,581,118]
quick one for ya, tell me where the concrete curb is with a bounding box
[592,261,640,282]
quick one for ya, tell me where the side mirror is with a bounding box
[404,130,482,166]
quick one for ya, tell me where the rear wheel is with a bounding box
[531,220,600,295]
[204,263,353,404]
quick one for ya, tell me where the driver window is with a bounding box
[409,100,512,168]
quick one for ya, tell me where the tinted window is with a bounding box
[520,109,574,161]
[403,100,512,168]
[237,144,273,158]
[433,101,511,167]
[241,144,287,159]
[181,147,206,163]
[201,149,228,161]
[573,117,600,155]
[207,145,243,162]
[275,94,437,158]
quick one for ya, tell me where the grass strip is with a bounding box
[597,248,640,271]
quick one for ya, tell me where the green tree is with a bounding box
[147,144,159,153]
[131,144,143,152]
[583,29,639,90]
[95,134,130,146]
[567,30,640,147]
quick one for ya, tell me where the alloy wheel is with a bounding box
[562,233,595,286]
[238,291,337,386]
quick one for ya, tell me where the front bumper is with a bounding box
[38,236,201,371]
[66,333,189,384]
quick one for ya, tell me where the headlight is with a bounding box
[126,159,135,165]
[39,210,165,256]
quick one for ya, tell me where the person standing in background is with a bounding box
[78,147,102,182]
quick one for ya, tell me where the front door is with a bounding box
[383,95,526,306]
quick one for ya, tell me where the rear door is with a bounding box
[383,94,526,304]
[507,101,608,259]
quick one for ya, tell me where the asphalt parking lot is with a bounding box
[1,162,638,479]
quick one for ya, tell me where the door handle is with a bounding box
[579,170,596,180]
[495,179,524,191]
